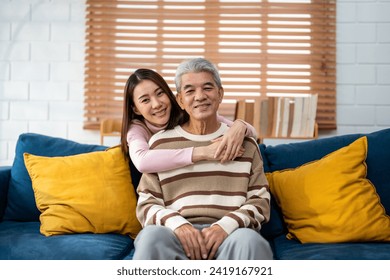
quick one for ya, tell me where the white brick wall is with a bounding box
[335,0,390,137]
[0,0,97,166]
[1,0,390,165]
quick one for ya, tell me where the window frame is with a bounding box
[84,0,336,131]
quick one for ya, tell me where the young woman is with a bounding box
[120,68,257,173]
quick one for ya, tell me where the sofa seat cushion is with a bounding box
[272,235,390,260]
[0,221,134,260]
[4,133,107,222]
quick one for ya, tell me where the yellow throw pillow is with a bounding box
[267,136,390,243]
[24,146,141,238]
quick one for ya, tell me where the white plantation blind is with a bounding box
[84,0,336,130]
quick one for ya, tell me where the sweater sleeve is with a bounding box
[127,123,194,173]
[217,114,258,139]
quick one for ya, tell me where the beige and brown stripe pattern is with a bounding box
[136,124,270,235]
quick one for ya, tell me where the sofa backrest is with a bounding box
[5,129,389,239]
[4,133,110,222]
[260,128,390,239]
[4,133,143,222]
[0,167,11,220]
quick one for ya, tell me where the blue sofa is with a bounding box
[1,129,389,259]
[0,133,142,260]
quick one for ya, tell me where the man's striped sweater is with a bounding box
[136,123,271,235]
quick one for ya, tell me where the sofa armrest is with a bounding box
[0,166,11,220]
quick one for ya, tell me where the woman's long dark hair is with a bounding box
[120,68,188,162]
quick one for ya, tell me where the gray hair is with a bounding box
[175,57,222,93]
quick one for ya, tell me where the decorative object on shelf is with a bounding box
[235,95,318,143]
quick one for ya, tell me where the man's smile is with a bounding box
[194,103,211,109]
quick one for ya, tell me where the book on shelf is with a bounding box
[271,96,282,137]
[260,99,269,137]
[266,97,275,137]
[290,96,304,138]
[235,100,254,124]
[287,98,295,137]
[280,97,291,137]
[235,94,318,140]
[266,94,318,138]
[305,93,318,138]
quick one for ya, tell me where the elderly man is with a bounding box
[132,58,273,260]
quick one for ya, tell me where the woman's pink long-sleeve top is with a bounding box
[126,116,257,173]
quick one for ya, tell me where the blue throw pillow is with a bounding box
[258,143,269,172]
[259,143,285,239]
[365,128,390,213]
[3,133,107,222]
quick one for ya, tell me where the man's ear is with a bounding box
[176,93,185,109]
[218,87,224,103]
